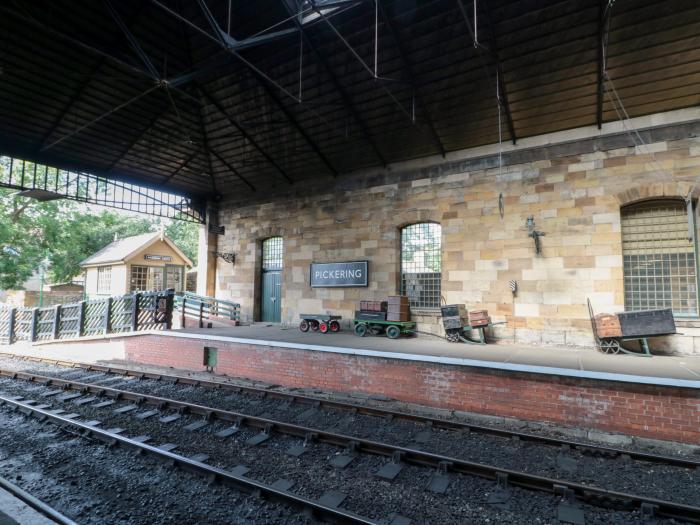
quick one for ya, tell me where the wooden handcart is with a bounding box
[299,314,342,334]
[587,299,676,357]
[352,319,415,339]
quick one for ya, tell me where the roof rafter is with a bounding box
[282,0,387,166]
[376,2,445,157]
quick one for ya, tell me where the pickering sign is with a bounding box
[310,261,368,288]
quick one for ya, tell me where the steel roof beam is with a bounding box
[376,3,445,158]
[151,0,338,176]
[281,0,386,166]
[597,0,612,129]
[198,86,293,185]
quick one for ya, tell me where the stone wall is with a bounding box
[215,117,700,354]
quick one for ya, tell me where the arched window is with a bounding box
[262,236,283,270]
[400,223,442,309]
[621,199,698,316]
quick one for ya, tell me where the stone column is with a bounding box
[197,207,218,297]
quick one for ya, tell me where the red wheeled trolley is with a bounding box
[299,314,342,334]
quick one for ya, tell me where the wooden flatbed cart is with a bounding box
[441,305,494,345]
[353,319,415,339]
[444,323,494,344]
[299,314,342,334]
[587,299,676,357]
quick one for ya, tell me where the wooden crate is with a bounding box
[387,312,410,322]
[359,300,387,312]
[388,295,409,306]
[594,314,622,338]
[355,310,387,321]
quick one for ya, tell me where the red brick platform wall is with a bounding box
[124,335,700,444]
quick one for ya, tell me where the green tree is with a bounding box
[0,188,199,289]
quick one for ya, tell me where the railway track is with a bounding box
[0,361,698,523]
[1,352,697,469]
[0,474,79,525]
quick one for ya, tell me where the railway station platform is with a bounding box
[2,325,699,445]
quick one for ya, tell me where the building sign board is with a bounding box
[144,254,172,261]
[310,261,368,288]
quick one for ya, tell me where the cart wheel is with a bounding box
[446,330,460,343]
[354,323,368,337]
[319,322,329,333]
[329,320,340,333]
[310,320,320,332]
[386,325,401,339]
[600,339,620,354]
[299,320,310,332]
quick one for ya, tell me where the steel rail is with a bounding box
[0,395,377,525]
[1,370,700,522]
[0,475,80,525]
[2,354,697,471]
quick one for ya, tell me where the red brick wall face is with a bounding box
[123,335,700,444]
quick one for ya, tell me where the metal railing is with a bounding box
[0,290,174,344]
[174,291,240,329]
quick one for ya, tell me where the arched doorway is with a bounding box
[261,237,283,322]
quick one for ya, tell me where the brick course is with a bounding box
[124,335,700,444]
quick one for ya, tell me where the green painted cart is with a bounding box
[352,319,416,339]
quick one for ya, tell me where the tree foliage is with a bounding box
[0,188,199,290]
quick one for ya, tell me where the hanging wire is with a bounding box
[599,0,671,181]
[473,0,479,47]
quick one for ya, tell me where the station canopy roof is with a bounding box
[1,0,699,201]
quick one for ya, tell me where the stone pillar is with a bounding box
[197,207,218,298]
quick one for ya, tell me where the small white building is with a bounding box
[80,232,193,297]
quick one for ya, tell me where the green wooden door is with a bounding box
[261,237,283,323]
[261,270,281,322]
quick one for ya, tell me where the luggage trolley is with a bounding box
[441,305,494,345]
[299,314,342,334]
[587,299,676,356]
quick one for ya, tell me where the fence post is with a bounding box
[103,297,112,335]
[52,305,61,340]
[165,290,174,330]
[131,293,140,332]
[180,298,186,329]
[7,308,16,344]
[198,301,204,329]
[29,308,39,342]
[77,301,86,337]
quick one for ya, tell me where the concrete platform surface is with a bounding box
[174,324,700,384]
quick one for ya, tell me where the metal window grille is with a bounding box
[621,199,698,316]
[400,223,442,309]
[97,266,112,294]
[262,237,283,270]
[130,266,148,292]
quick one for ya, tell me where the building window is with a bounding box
[400,223,442,309]
[262,237,283,270]
[97,266,112,294]
[621,199,698,316]
[130,265,148,291]
[166,266,184,292]
[147,267,164,291]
